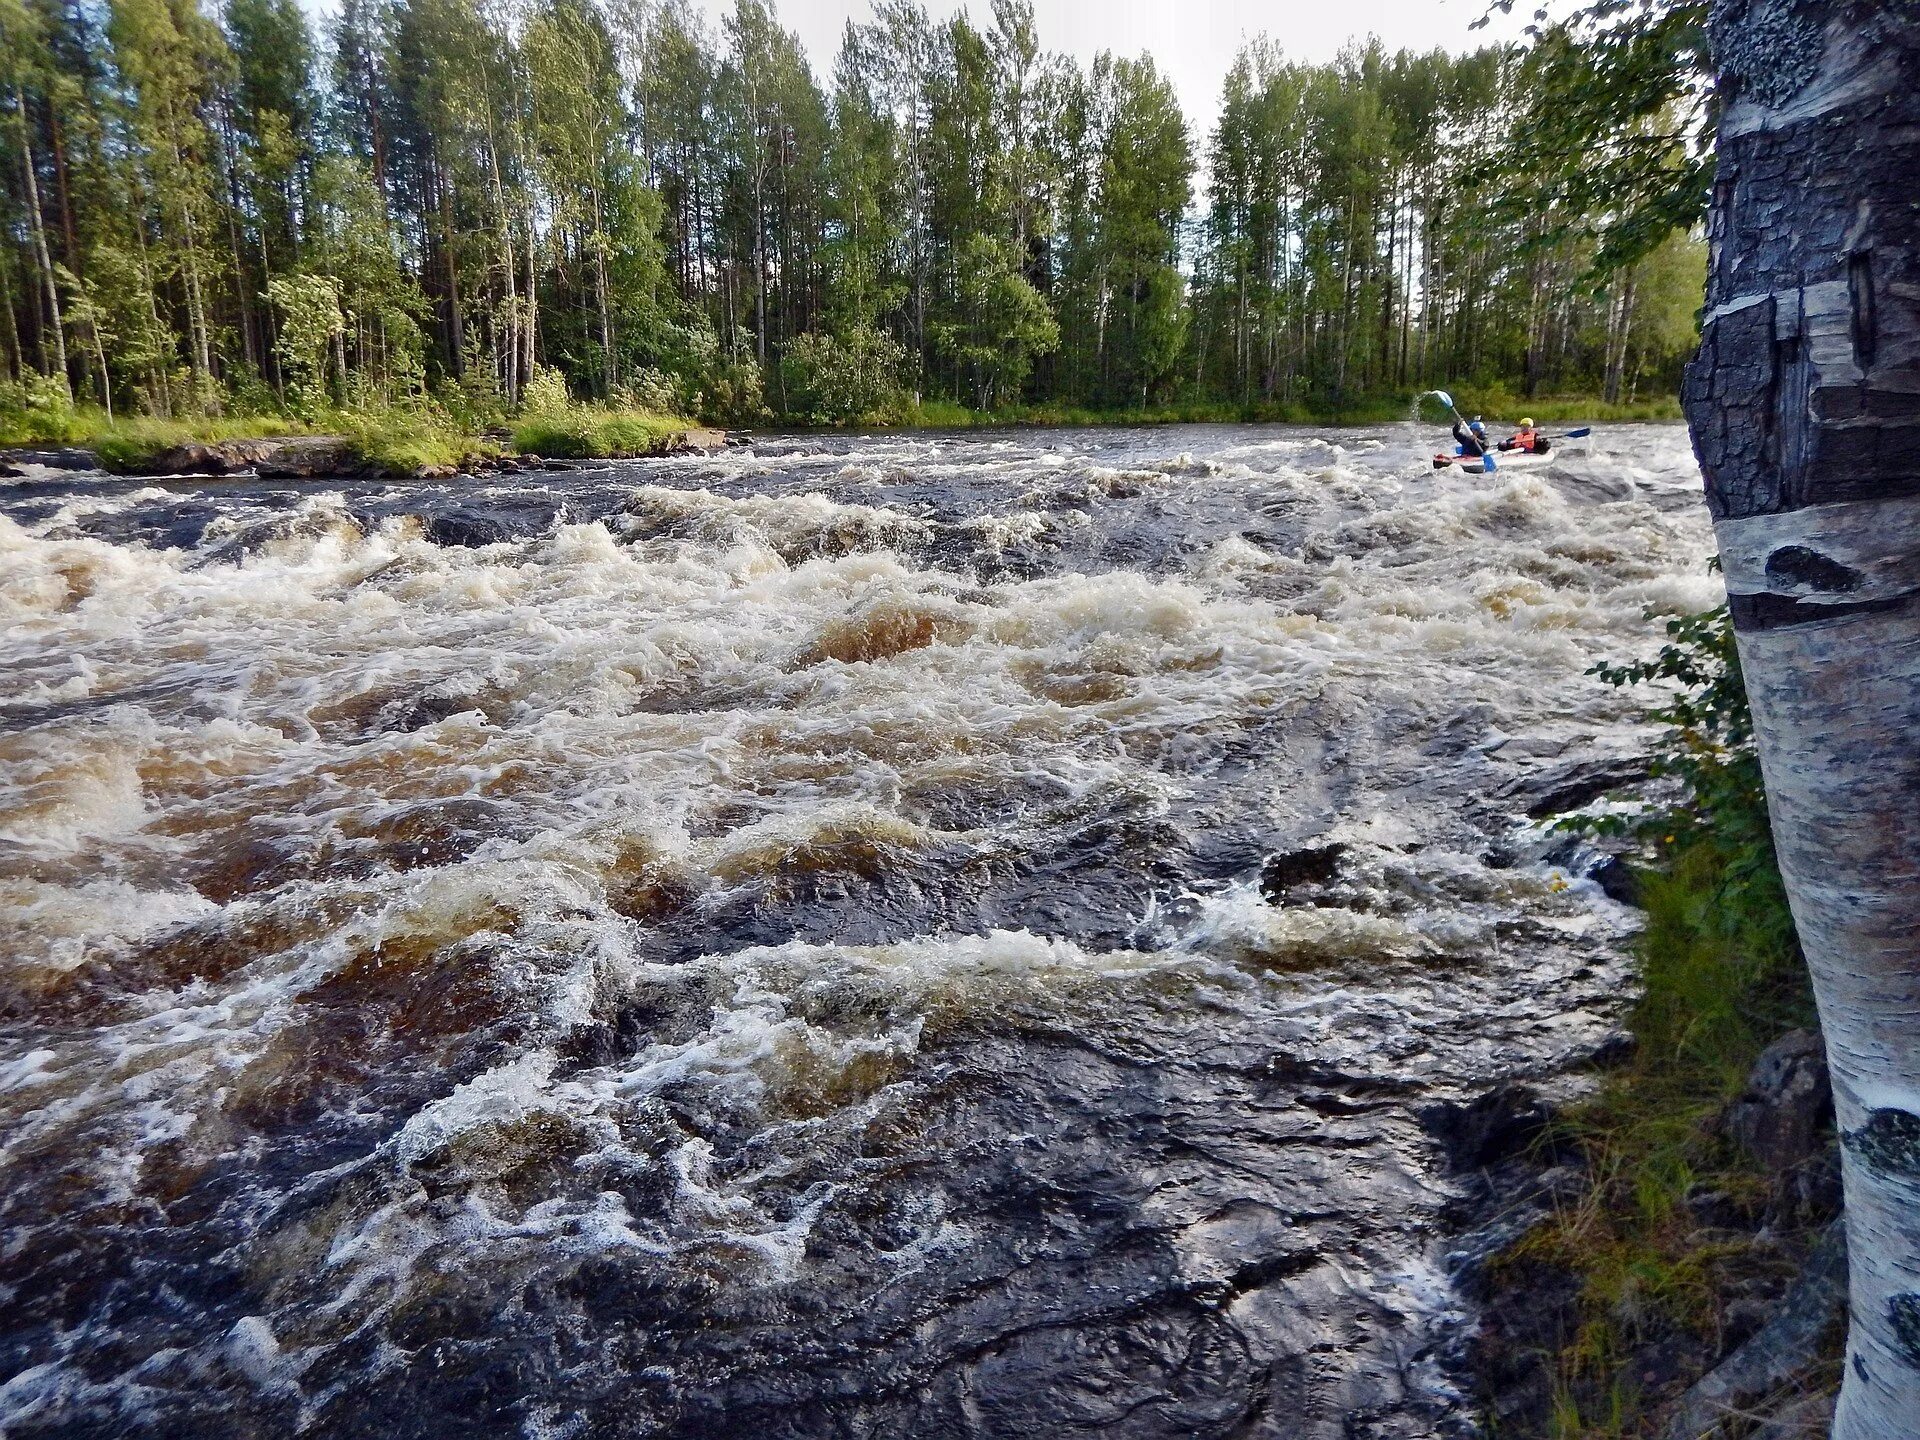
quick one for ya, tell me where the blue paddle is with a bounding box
[1425,390,1495,473]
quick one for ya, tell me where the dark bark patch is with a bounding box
[1843,1106,1920,1178]
[1850,251,1879,368]
[1889,1293,1920,1370]
[1764,544,1866,594]
[1728,587,1915,632]
[1714,0,1825,108]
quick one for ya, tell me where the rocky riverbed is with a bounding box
[0,423,1720,1437]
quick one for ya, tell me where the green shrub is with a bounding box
[520,366,573,416]
[340,409,491,474]
[614,367,685,417]
[0,374,82,445]
[693,350,770,426]
[780,326,908,426]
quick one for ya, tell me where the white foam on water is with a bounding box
[0,423,1718,1432]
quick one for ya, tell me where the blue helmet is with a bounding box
[1469,417,1487,436]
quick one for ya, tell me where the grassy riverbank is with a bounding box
[4,387,1682,470]
[1481,606,1838,1436]
[0,399,702,473]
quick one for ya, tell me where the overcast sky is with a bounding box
[692,1,1527,129]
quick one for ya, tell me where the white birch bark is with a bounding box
[1684,7,1920,1435]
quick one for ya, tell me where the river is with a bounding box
[0,424,1720,1438]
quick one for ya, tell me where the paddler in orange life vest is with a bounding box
[1499,417,1550,455]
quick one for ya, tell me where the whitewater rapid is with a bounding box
[0,425,1719,1438]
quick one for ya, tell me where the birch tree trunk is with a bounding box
[1682,7,1920,1435]
[12,85,68,389]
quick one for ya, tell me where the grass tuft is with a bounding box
[12,411,304,471]
[338,410,495,475]
[511,405,694,459]
[1501,603,1822,1436]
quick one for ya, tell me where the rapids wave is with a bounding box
[0,424,1719,1438]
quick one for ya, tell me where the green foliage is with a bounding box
[88,413,303,470]
[614,367,685,418]
[1494,1,1712,276]
[931,235,1057,411]
[1506,602,1815,1436]
[1582,605,1794,967]
[781,325,909,425]
[266,273,346,407]
[692,349,772,427]
[520,366,573,416]
[1446,388,1686,422]
[339,409,491,475]
[0,373,82,444]
[2,0,1703,428]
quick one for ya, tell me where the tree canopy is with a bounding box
[0,0,1706,425]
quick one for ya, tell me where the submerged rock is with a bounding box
[1497,753,1655,819]
[1258,843,1347,903]
[0,446,100,473]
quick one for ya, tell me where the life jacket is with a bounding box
[1511,427,1541,452]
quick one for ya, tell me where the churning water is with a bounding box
[0,425,1719,1438]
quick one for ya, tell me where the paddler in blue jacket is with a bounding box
[1451,416,1490,458]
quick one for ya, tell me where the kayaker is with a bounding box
[1451,416,1490,457]
[1500,418,1550,455]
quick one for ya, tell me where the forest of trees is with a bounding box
[0,0,1703,429]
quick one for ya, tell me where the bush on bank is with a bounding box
[1,372,706,472]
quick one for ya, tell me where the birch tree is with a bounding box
[1681,5,1920,1434]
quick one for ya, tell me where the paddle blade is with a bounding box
[1563,427,1591,439]
[1432,390,1454,410]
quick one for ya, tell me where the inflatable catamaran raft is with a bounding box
[1421,389,1591,474]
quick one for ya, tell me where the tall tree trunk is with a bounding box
[0,247,23,380]
[12,86,69,389]
[522,212,538,388]
[1604,270,1637,407]
[1683,9,1920,1436]
[441,176,463,375]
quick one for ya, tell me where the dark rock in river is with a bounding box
[0,446,100,472]
[255,438,371,479]
[119,439,282,476]
[1258,843,1347,903]
[1497,754,1654,819]
[1588,853,1642,906]
[1421,1084,1555,1172]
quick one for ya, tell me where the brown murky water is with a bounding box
[0,425,1717,1438]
